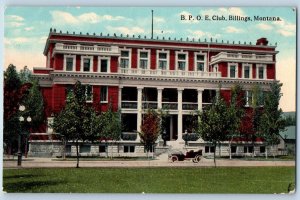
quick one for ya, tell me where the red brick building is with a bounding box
[29,29,279,157]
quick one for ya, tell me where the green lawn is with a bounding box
[3,167,295,193]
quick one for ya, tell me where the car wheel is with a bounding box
[171,156,178,162]
[194,155,201,163]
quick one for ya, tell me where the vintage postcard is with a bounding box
[3,6,296,195]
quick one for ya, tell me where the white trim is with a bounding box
[80,55,93,72]
[245,90,252,107]
[194,52,207,72]
[156,50,170,70]
[47,117,54,133]
[98,56,111,73]
[119,48,132,69]
[242,63,253,79]
[63,55,76,72]
[85,85,93,103]
[137,49,150,69]
[175,51,188,71]
[256,64,267,80]
[227,63,238,78]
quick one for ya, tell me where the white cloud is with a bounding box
[106,26,145,35]
[24,26,34,31]
[6,15,24,22]
[272,19,295,37]
[4,48,44,70]
[50,11,126,25]
[5,37,30,45]
[202,7,246,17]
[154,17,165,23]
[187,30,221,39]
[257,23,273,30]
[223,26,244,33]
[6,21,24,27]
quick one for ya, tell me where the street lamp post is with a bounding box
[18,105,31,166]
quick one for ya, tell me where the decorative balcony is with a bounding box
[162,102,178,110]
[142,101,158,109]
[210,52,274,65]
[121,101,137,109]
[53,43,120,56]
[182,102,198,110]
[119,68,221,78]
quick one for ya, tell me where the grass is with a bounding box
[3,167,295,193]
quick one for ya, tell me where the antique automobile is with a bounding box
[168,149,203,163]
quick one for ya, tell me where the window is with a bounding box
[228,63,238,78]
[157,51,169,70]
[66,145,72,153]
[138,50,150,69]
[231,146,237,153]
[205,146,215,153]
[100,86,108,102]
[245,90,252,107]
[85,85,93,102]
[124,145,135,153]
[244,146,253,153]
[99,145,106,153]
[242,64,252,79]
[256,64,266,79]
[260,146,265,153]
[64,55,75,71]
[120,50,130,68]
[98,57,110,73]
[80,145,91,153]
[81,56,93,72]
[195,53,206,71]
[177,53,187,70]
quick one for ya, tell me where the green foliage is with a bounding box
[259,82,286,146]
[100,105,122,141]
[139,109,161,152]
[284,115,296,126]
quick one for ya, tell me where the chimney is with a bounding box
[256,38,269,46]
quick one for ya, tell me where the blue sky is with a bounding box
[4,7,296,111]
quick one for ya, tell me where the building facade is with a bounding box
[28,29,279,158]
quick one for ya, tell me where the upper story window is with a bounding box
[120,50,131,68]
[100,86,108,103]
[242,64,252,79]
[81,56,93,72]
[257,64,266,79]
[138,50,150,69]
[195,53,206,71]
[157,51,169,70]
[64,55,76,71]
[176,52,188,71]
[228,63,238,78]
[98,57,110,73]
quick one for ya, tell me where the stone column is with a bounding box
[136,87,143,141]
[177,88,184,141]
[157,87,163,109]
[197,89,204,111]
[118,86,123,109]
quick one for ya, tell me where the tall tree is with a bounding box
[101,105,122,158]
[139,109,160,157]
[52,81,99,167]
[4,64,31,155]
[196,96,230,167]
[227,84,244,159]
[259,82,286,158]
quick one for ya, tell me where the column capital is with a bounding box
[157,87,164,91]
[177,88,184,92]
[119,86,124,89]
[137,86,144,90]
[197,88,204,92]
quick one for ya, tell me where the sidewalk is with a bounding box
[3,157,296,168]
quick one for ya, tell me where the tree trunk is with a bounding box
[76,139,79,168]
[265,146,268,159]
[213,144,217,168]
[218,143,221,157]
